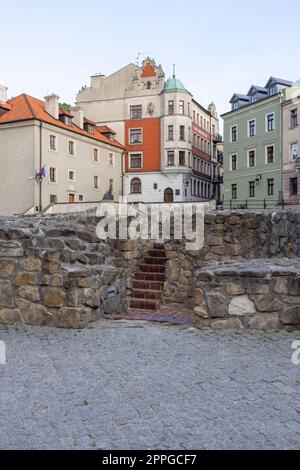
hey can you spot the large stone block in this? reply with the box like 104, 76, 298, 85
0, 259, 17, 278
194, 306, 209, 319
0, 280, 14, 307
41, 288, 66, 308
193, 288, 204, 305
211, 318, 244, 330
21, 303, 52, 326
254, 295, 282, 312
53, 307, 94, 329
0, 309, 22, 324
226, 283, 246, 296
206, 291, 228, 318
280, 306, 300, 325
15, 272, 37, 287
20, 258, 42, 272
18, 286, 40, 302
0, 241, 23, 258
248, 314, 280, 330
229, 295, 256, 317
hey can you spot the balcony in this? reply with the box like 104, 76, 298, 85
213, 133, 223, 144
192, 146, 211, 160
212, 175, 224, 184
192, 170, 211, 181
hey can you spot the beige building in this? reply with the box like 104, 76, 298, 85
76, 58, 222, 203
282, 81, 300, 203
0, 89, 124, 216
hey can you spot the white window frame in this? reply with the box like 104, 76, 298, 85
230, 125, 238, 143
93, 148, 100, 163
265, 113, 275, 133
290, 142, 298, 161
93, 175, 100, 190
229, 153, 238, 172
247, 148, 256, 168
248, 119, 256, 138
68, 139, 76, 157
108, 152, 115, 167
129, 128, 143, 145
265, 144, 275, 164
49, 133, 58, 152
68, 169, 76, 182
49, 166, 58, 184
129, 152, 143, 170
78, 194, 85, 202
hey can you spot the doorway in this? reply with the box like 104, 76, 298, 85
68, 193, 76, 203
164, 188, 174, 203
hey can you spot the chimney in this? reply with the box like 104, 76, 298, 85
72, 107, 84, 129
44, 94, 60, 119
0, 84, 8, 102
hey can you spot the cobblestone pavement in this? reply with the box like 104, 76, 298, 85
0, 321, 299, 450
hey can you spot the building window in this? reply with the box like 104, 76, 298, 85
291, 109, 298, 128
129, 128, 142, 144
130, 105, 142, 119
267, 113, 275, 132
290, 177, 298, 196
131, 178, 142, 194
50, 135, 57, 151
249, 120, 256, 137
167, 151, 175, 166
168, 101, 174, 115
78, 194, 84, 202
230, 154, 237, 171
93, 148, 99, 162
108, 152, 115, 166
109, 179, 114, 191
248, 150, 256, 168
179, 151, 185, 166
94, 176, 100, 189
168, 125, 174, 141
68, 140, 75, 156
249, 181, 255, 198
179, 100, 184, 115
233, 101, 239, 110
68, 170, 75, 181
267, 178, 274, 196
266, 145, 274, 164
50, 195, 57, 204
147, 81, 152, 89
290, 143, 298, 160
129, 153, 142, 169
269, 86, 277, 96
193, 110, 196, 122
250, 94, 257, 103
179, 126, 185, 141
49, 167, 57, 183
84, 123, 94, 134
232, 184, 237, 200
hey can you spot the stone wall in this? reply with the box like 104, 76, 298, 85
0, 215, 128, 328
193, 259, 300, 331
163, 210, 300, 308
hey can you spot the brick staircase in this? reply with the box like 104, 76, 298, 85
129, 243, 166, 311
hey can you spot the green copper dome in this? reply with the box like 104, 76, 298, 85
164, 76, 186, 92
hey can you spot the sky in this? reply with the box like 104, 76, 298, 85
2, 0, 300, 118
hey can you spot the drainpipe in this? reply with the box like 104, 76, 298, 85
279, 91, 284, 204
39, 120, 43, 213
121, 150, 125, 198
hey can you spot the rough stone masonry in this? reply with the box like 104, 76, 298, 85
0, 209, 300, 330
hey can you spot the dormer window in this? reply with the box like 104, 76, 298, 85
65, 116, 72, 126
250, 94, 257, 104
233, 102, 239, 110
269, 86, 277, 96
59, 110, 73, 126
84, 123, 94, 134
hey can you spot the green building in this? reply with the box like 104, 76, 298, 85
222, 77, 293, 209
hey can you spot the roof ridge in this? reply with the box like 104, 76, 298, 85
23, 94, 37, 119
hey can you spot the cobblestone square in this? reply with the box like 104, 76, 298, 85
0, 321, 299, 450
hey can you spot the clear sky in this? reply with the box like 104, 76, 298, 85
2, 0, 300, 118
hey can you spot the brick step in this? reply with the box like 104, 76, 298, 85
144, 257, 167, 266
153, 244, 166, 251
134, 272, 166, 282
148, 250, 167, 258
132, 280, 165, 291
139, 264, 165, 274
130, 289, 162, 301
129, 299, 159, 311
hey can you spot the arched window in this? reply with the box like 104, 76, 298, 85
130, 178, 142, 194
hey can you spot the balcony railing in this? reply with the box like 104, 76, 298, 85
213, 133, 223, 144
212, 175, 224, 183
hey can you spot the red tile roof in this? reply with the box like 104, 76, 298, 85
0, 94, 124, 150
96, 125, 117, 135
0, 101, 11, 111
